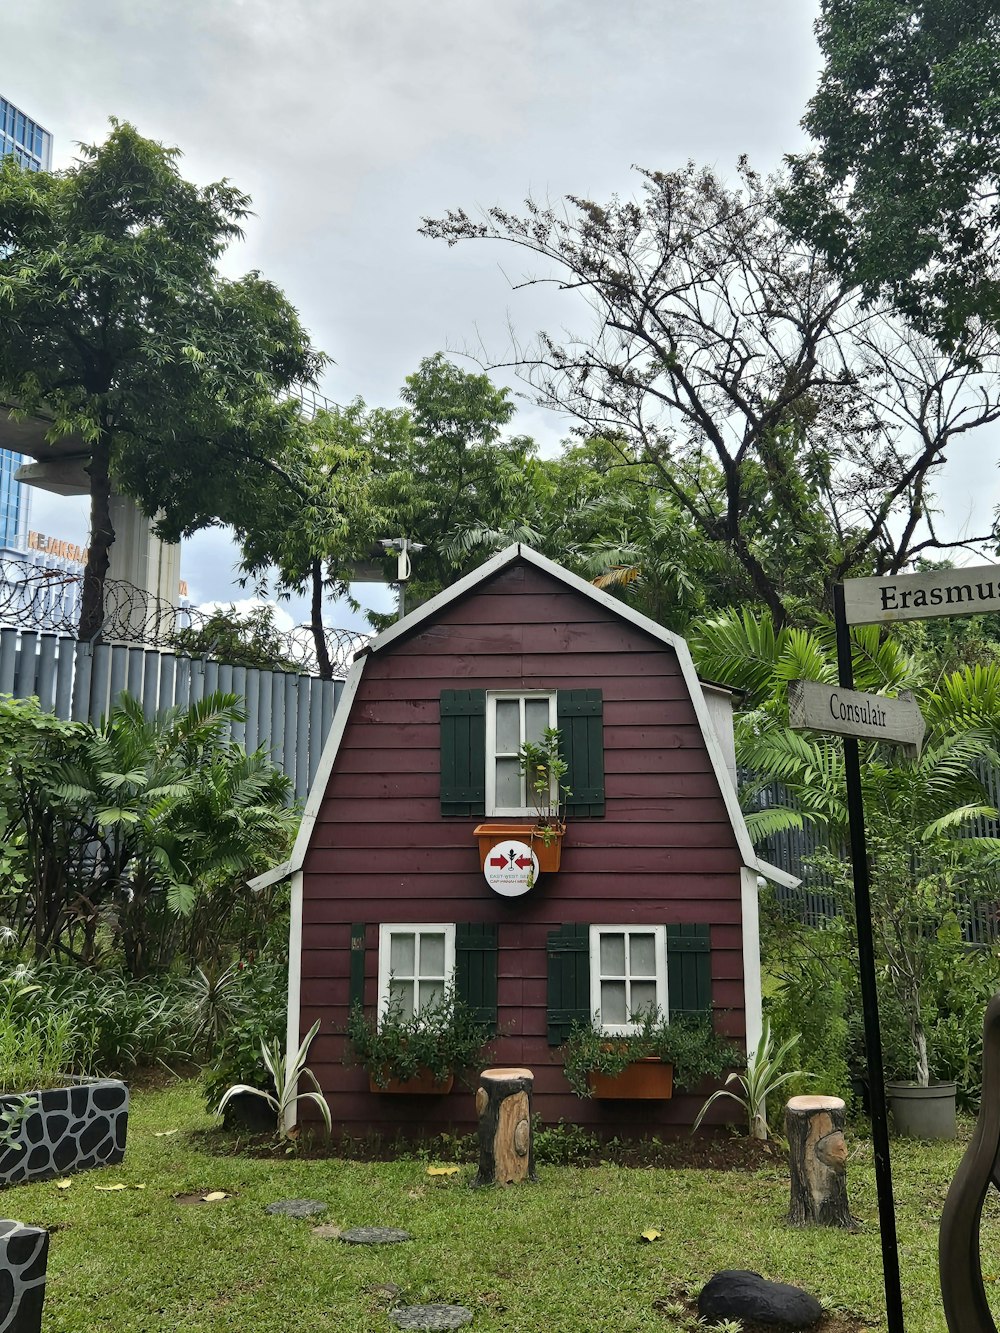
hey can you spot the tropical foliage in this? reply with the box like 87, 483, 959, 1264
691, 608, 1000, 1088
0, 692, 295, 975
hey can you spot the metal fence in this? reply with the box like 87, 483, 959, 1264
748, 774, 1000, 945
0, 629, 341, 801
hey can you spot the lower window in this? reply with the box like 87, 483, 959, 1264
377, 924, 456, 1023
589, 925, 667, 1034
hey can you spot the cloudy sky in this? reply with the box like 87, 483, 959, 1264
7, 1, 998, 630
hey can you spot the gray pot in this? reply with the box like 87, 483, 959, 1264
885, 1080, 957, 1140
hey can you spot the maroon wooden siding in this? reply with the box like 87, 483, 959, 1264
298, 561, 748, 1137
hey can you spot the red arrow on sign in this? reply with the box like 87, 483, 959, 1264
489, 855, 507, 868
514, 855, 534, 869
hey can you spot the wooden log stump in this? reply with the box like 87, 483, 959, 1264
473, 1068, 536, 1187
786, 1095, 856, 1228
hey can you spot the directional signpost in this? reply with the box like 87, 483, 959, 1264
788, 681, 925, 756
809, 565, 1000, 1333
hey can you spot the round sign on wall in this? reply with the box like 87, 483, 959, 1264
482, 840, 539, 897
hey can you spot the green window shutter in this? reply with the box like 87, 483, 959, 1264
455, 922, 498, 1031
440, 690, 486, 815
557, 689, 605, 816
546, 923, 591, 1045
666, 923, 712, 1019
349, 923, 366, 1009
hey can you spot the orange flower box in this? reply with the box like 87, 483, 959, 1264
473, 822, 565, 875
586, 1058, 673, 1100
369, 1069, 455, 1095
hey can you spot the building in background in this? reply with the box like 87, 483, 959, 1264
0, 94, 54, 549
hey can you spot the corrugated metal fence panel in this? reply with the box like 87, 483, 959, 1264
0, 630, 343, 800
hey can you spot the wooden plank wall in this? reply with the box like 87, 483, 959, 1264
299, 562, 747, 1137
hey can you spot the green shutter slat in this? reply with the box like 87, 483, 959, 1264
558, 689, 605, 816
349, 923, 366, 1009
546, 923, 591, 1045
440, 690, 486, 815
667, 923, 712, 1018
455, 922, 498, 1031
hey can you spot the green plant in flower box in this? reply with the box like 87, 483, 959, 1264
345, 987, 491, 1089
561, 1008, 739, 1099
517, 726, 570, 837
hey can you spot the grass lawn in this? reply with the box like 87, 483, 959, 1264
3, 1080, 996, 1332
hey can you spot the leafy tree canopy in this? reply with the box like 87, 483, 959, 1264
423, 162, 1000, 627
0, 121, 325, 639
782, 0, 1000, 349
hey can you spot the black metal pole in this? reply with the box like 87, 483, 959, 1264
833, 583, 906, 1333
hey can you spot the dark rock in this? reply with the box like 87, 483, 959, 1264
265, 1199, 327, 1219
92, 1084, 128, 1112
699, 1271, 824, 1328
341, 1226, 413, 1245
52, 1138, 77, 1171
69, 1087, 90, 1118
390, 1305, 473, 1330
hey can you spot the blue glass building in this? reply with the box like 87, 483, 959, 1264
0, 95, 52, 547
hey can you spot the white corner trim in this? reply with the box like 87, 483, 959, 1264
248, 655, 370, 891
284, 867, 305, 1136
740, 866, 763, 1059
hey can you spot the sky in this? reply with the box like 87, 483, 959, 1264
7, 0, 999, 634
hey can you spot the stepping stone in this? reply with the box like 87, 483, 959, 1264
340, 1226, 413, 1245
265, 1199, 328, 1218
390, 1305, 473, 1330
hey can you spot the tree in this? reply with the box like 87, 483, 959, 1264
423, 163, 1000, 626
0, 122, 325, 640
782, 0, 1000, 350
366, 354, 539, 623
236, 400, 398, 676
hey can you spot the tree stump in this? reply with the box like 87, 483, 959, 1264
473, 1068, 536, 1186
786, 1095, 856, 1228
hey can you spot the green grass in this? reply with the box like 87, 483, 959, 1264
3, 1081, 993, 1332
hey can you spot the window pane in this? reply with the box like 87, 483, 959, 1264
629, 933, 657, 977
419, 932, 446, 978
495, 757, 521, 807
601, 980, 628, 1025
524, 698, 550, 744
599, 932, 626, 976
389, 979, 414, 1016
390, 932, 415, 977
418, 979, 443, 1010
629, 981, 657, 1018
495, 699, 520, 753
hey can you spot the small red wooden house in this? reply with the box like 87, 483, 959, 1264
257, 546, 795, 1138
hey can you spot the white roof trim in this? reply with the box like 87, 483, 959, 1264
250, 545, 799, 891
247, 656, 370, 891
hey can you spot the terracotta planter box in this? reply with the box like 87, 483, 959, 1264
586, 1058, 673, 1100
473, 822, 565, 874
0, 1078, 129, 1186
369, 1070, 455, 1095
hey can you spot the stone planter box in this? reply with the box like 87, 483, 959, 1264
0, 1079, 129, 1186
0, 1219, 48, 1332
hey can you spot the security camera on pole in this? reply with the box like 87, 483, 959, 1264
378, 537, 426, 620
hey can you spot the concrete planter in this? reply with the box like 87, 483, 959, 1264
0, 1219, 48, 1332
0, 1079, 129, 1186
886, 1079, 957, 1140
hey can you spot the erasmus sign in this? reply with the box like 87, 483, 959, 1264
842, 564, 1000, 626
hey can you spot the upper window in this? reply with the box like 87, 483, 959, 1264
589, 925, 667, 1035
485, 691, 557, 816
377, 923, 455, 1023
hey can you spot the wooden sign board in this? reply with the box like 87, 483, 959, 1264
842, 565, 1000, 626
788, 680, 925, 755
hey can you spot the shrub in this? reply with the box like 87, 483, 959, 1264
202, 958, 287, 1109
345, 989, 491, 1089
561, 1010, 739, 1099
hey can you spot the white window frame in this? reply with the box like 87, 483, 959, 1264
377, 923, 456, 1026
485, 690, 558, 817
589, 925, 668, 1035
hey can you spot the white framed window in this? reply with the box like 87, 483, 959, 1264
589, 926, 668, 1035
485, 691, 557, 816
377, 924, 455, 1024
